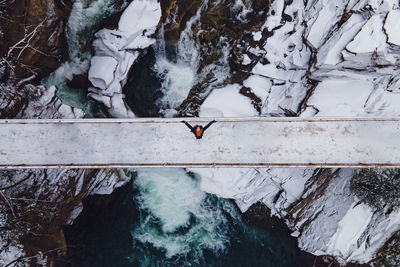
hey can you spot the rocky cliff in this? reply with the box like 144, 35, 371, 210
2, 0, 400, 266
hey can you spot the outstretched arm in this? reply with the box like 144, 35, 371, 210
181, 120, 195, 132
203, 120, 216, 131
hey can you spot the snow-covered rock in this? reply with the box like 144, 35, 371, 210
199, 84, 258, 117
88, 56, 118, 90
195, 0, 400, 264
345, 15, 387, 55
118, 0, 161, 34
301, 79, 374, 117
15, 85, 85, 119
326, 202, 373, 261
191, 168, 313, 213
306, 0, 343, 49
88, 0, 161, 117
384, 9, 400, 46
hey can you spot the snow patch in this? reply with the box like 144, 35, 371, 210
88, 56, 118, 90
326, 202, 373, 261
346, 15, 387, 54
302, 79, 374, 116
199, 84, 258, 117
384, 9, 400, 46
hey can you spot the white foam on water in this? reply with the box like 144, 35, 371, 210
132, 168, 232, 258
153, 5, 205, 115
43, 0, 124, 108
155, 58, 195, 115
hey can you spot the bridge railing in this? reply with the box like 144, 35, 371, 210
0, 117, 398, 168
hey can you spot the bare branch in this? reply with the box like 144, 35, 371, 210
7, 18, 47, 60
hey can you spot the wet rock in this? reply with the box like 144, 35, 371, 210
160, 0, 203, 43
196, 0, 269, 72
66, 73, 92, 90
242, 202, 292, 234
175, 0, 270, 116
0, 87, 27, 119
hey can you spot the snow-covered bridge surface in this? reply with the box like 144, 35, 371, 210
0, 118, 399, 168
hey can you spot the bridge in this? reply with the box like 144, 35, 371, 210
0, 118, 398, 169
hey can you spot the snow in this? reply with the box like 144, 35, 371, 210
384, 9, 400, 46
252, 31, 262, 41
316, 14, 366, 65
1, 118, 400, 168
243, 75, 271, 102
306, 1, 339, 49
88, 56, 118, 90
0, 243, 24, 266
87, 0, 161, 116
199, 84, 258, 117
90, 170, 126, 194
24, 0, 400, 264
346, 15, 387, 54
265, 0, 284, 31
118, 0, 161, 35
191, 167, 312, 212
326, 202, 373, 261
302, 79, 374, 116
68, 204, 83, 224
189, 0, 400, 264
109, 93, 136, 118
242, 54, 251, 65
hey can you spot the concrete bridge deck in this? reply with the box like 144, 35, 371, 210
0, 118, 399, 169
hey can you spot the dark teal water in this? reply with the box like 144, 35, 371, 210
64, 169, 314, 267
53, 2, 317, 266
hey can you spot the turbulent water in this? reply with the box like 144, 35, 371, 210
152, 12, 200, 116
43, 0, 126, 113
66, 168, 311, 266
48, 1, 314, 266
126, 169, 309, 266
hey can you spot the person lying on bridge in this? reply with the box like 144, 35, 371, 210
181, 120, 216, 139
